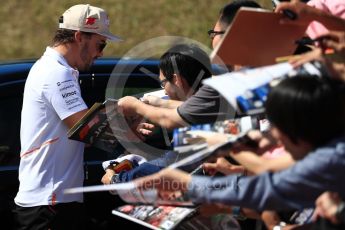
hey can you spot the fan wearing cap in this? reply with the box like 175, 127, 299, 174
13, 4, 121, 229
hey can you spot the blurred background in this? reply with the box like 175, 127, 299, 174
0, 0, 272, 61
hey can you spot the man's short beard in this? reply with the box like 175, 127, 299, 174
79, 43, 92, 71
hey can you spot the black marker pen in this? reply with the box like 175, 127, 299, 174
295, 35, 332, 46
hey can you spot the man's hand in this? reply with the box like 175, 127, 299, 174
136, 122, 155, 136
246, 130, 278, 153
313, 191, 342, 224
203, 157, 244, 176
321, 31, 345, 82
320, 31, 345, 55
118, 96, 152, 140
118, 96, 141, 116
289, 47, 323, 68
142, 95, 162, 106
274, 1, 322, 25
290, 31, 345, 82
101, 169, 115, 185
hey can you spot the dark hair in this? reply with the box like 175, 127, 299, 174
159, 44, 212, 92
52, 29, 92, 46
219, 0, 261, 27
265, 76, 345, 148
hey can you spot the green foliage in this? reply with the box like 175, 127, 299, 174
0, 0, 272, 60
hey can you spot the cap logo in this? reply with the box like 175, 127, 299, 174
85, 17, 97, 25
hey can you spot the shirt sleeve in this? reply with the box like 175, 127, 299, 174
177, 85, 236, 125
43, 68, 88, 120
186, 143, 345, 211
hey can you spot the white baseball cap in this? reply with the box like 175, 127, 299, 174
59, 4, 122, 41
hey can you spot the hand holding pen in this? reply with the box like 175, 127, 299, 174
274, 0, 321, 24
289, 31, 345, 82
272, 0, 297, 20
318, 31, 345, 56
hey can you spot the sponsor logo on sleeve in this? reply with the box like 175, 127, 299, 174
57, 81, 83, 109
56, 79, 73, 87
59, 88, 84, 110
62, 90, 77, 99
59, 84, 75, 92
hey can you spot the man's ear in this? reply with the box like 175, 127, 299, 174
74, 31, 83, 43
173, 74, 183, 86
174, 74, 189, 89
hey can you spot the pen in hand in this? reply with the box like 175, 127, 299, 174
272, 0, 297, 20
295, 35, 333, 46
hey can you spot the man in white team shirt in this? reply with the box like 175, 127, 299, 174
14, 4, 121, 229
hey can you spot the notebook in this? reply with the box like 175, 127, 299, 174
210, 7, 310, 67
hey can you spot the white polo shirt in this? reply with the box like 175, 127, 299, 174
15, 47, 88, 207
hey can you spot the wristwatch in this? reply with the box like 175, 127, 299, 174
336, 202, 345, 223
272, 221, 286, 230
110, 174, 121, 184
231, 206, 247, 220
108, 174, 121, 195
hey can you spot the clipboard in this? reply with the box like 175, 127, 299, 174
210, 7, 310, 67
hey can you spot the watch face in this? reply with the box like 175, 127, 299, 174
273, 221, 287, 230
336, 202, 345, 221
